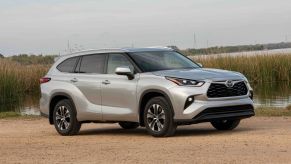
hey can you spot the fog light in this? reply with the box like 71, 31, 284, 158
184, 96, 195, 109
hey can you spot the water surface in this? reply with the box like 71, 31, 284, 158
252, 81, 291, 107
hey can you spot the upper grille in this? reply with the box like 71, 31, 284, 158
207, 81, 248, 98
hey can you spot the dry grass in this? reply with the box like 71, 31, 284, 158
0, 59, 49, 103
191, 54, 291, 83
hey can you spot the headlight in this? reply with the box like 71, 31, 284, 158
166, 77, 205, 87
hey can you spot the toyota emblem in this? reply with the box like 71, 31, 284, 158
225, 80, 234, 87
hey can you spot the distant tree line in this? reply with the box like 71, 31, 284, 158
184, 42, 291, 55
3, 54, 57, 65
1, 41, 290, 63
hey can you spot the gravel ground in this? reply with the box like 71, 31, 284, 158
0, 117, 291, 164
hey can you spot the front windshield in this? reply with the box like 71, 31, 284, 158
129, 51, 200, 72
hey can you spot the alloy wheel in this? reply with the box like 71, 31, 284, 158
146, 104, 166, 132
55, 106, 71, 131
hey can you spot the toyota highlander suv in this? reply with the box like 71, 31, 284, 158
40, 47, 254, 137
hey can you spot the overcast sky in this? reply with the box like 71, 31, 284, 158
0, 0, 291, 55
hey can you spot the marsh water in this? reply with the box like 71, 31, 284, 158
0, 81, 290, 115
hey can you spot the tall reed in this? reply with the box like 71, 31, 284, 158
0, 59, 49, 104
1, 54, 291, 104
191, 54, 291, 83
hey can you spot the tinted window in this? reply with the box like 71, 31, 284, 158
57, 57, 78, 73
107, 54, 134, 74
79, 54, 106, 73
129, 51, 199, 72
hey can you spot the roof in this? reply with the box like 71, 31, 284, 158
61, 47, 174, 57
53, 46, 176, 66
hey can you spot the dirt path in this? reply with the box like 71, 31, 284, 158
0, 117, 291, 164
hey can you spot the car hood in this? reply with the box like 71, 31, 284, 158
152, 68, 245, 81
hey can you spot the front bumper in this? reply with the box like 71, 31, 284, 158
169, 82, 254, 122
175, 104, 254, 125
177, 97, 254, 119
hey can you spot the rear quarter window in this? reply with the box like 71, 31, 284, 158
57, 57, 78, 73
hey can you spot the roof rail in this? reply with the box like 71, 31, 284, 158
60, 48, 126, 56
58, 46, 174, 57
146, 46, 173, 50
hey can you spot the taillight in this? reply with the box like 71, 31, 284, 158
40, 77, 51, 84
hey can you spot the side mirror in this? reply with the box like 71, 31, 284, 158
197, 63, 203, 67
115, 66, 134, 80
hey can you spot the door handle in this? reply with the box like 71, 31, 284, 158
102, 80, 110, 85
70, 78, 78, 83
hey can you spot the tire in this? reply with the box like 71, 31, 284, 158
119, 122, 139, 129
53, 99, 81, 136
143, 96, 177, 137
211, 119, 240, 130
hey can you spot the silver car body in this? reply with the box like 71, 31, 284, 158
40, 47, 254, 124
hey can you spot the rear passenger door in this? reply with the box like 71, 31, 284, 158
71, 54, 107, 119
101, 53, 139, 122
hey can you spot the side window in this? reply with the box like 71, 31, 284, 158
79, 54, 106, 73
57, 57, 78, 73
107, 53, 134, 74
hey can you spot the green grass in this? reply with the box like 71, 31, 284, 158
0, 112, 41, 119
0, 112, 21, 118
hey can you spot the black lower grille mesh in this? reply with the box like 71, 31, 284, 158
193, 105, 254, 120
207, 81, 248, 98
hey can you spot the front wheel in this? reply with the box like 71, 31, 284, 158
144, 96, 177, 137
53, 99, 81, 136
211, 119, 240, 130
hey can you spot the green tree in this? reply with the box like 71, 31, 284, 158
0, 54, 4, 58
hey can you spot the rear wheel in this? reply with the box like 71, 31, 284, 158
211, 119, 240, 130
53, 99, 81, 136
144, 97, 177, 137
119, 122, 139, 129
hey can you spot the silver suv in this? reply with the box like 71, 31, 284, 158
40, 47, 254, 137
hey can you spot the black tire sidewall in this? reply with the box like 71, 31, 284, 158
143, 96, 175, 137
53, 99, 80, 135
211, 119, 240, 130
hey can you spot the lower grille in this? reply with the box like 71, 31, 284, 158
193, 105, 254, 121
207, 81, 248, 98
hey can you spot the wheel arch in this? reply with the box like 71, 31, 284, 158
49, 92, 76, 124
138, 89, 174, 126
